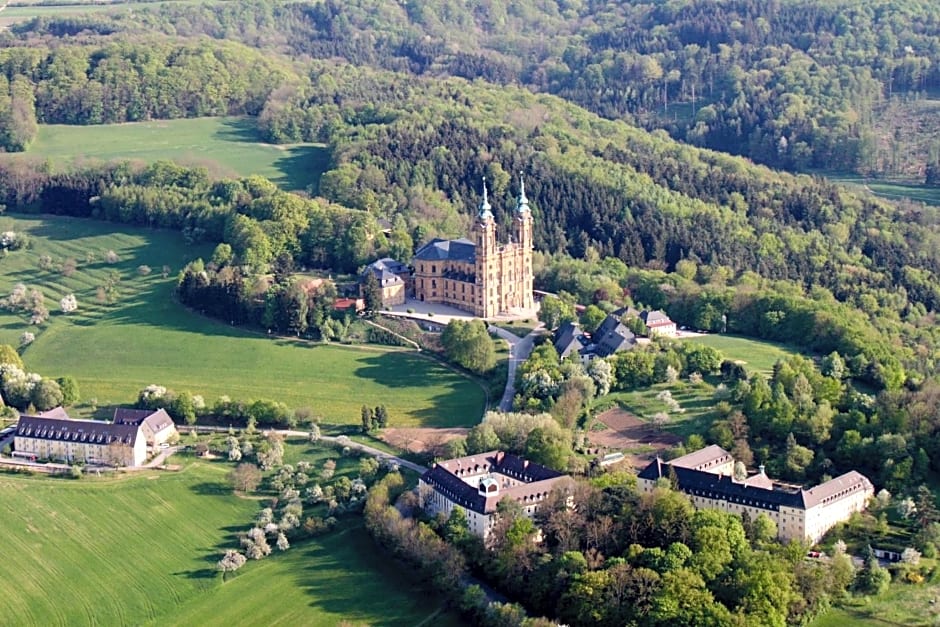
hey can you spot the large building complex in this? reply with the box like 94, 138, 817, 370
419, 450, 572, 540
638, 445, 873, 543
413, 178, 534, 318
13, 407, 177, 467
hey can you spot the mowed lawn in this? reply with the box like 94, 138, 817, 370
10, 117, 329, 192
171, 523, 463, 627
684, 333, 800, 375
0, 463, 254, 625
1, 215, 484, 427
0, 464, 459, 626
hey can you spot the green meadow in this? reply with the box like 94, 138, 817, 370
824, 172, 940, 207
0, 214, 484, 427
0, 461, 459, 626
685, 333, 800, 375
10, 117, 328, 192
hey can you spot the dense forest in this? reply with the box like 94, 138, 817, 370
9, 0, 940, 176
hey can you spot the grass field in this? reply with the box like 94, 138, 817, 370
1, 215, 485, 427
594, 380, 718, 442
8, 117, 329, 192
0, 461, 459, 626
171, 523, 462, 627
810, 581, 940, 627
824, 172, 940, 207
0, 0, 219, 28
685, 333, 800, 375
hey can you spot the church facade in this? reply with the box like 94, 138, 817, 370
412, 178, 534, 318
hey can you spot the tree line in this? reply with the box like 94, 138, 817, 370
0, 38, 292, 150
18, 0, 940, 175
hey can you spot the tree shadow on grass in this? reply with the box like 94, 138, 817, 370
353, 352, 485, 427
175, 525, 248, 580
212, 118, 261, 144
290, 528, 446, 624
189, 481, 231, 496
271, 145, 330, 192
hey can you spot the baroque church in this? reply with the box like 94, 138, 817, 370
412, 177, 534, 318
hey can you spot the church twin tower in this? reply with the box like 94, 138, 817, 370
413, 177, 534, 318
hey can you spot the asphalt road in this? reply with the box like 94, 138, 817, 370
488, 324, 544, 412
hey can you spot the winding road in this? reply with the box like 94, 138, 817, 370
488, 323, 545, 412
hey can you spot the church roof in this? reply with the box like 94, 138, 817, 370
516, 176, 530, 213
478, 179, 493, 221
413, 238, 476, 263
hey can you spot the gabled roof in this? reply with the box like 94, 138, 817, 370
414, 238, 476, 263
639, 458, 873, 512
362, 259, 406, 286
38, 407, 70, 419
669, 444, 732, 471
368, 257, 410, 275
593, 316, 636, 357
553, 321, 584, 359
112, 408, 175, 434
112, 408, 157, 425
639, 460, 804, 511
802, 471, 873, 509
16, 414, 140, 447
594, 313, 622, 339
421, 451, 571, 515
641, 309, 674, 327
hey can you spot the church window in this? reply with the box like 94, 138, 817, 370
432, 265, 436, 273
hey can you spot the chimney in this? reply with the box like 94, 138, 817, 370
523, 460, 529, 469
496, 451, 505, 464
759, 464, 766, 475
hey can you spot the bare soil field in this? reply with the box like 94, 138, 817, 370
588, 408, 682, 469
381, 427, 469, 454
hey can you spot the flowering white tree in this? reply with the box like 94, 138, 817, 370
901, 547, 921, 565
217, 550, 247, 578
105, 250, 120, 264
59, 293, 78, 314
138, 384, 167, 405
6, 283, 27, 310
19, 332, 35, 347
